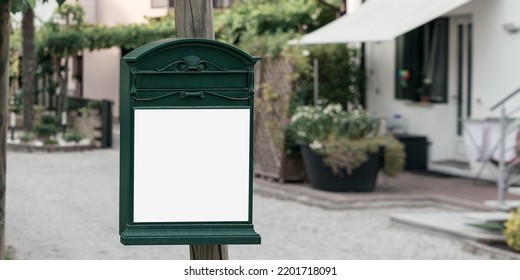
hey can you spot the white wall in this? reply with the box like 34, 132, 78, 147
82, 48, 121, 116
446, 0, 520, 118
463, 0, 520, 118
94, 0, 166, 26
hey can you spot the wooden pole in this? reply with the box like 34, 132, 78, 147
173, 0, 228, 260
174, 0, 214, 40
0, 0, 11, 260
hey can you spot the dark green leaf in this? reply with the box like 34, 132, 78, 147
26, 0, 35, 9
466, 223, 505, 232
10, 0, 23, 13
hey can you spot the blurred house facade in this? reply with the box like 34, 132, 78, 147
300, 0, 520, 178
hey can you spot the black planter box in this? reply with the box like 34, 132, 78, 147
300, 145, 381, 192
394, 134, 429, 170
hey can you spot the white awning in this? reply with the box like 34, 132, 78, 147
294, 0, 471, 44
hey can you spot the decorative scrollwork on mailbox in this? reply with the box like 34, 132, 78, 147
155, 55, 229, 72
130, 90, 254, 102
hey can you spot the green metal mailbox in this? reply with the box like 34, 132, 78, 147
119, 39, 261, 245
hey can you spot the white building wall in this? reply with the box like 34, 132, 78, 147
82, 48, 121, 116
462, 0, 520, 118
94, 0, 166, 27
365, 0, 520, 162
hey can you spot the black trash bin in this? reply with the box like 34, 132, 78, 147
394, 134, 429, 170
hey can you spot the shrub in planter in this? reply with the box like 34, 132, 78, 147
64, 131, 84, 143
504, 208, 520, 252
34, 124, 57, 139
20, 132, 35, 143
33, 114, 57, 141
44, 138, 59, 146
286, 103, 405, 191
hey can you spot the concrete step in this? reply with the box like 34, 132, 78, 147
391, 212, 505, 243
484, 200, 520, 211
463, 212, 511, 223
508, 187, 520, 196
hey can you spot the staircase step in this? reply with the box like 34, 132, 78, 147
508, 187, 520, 196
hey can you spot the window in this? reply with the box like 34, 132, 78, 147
396, 18, 449, 103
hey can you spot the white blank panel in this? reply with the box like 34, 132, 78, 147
133, 108, 250, 223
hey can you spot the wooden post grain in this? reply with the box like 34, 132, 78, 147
174, 0, 214, 40
0, 0, 11, 260
173, 0, 228, 260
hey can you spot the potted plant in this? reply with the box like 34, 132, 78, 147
286, 103, 405, 192
417, 78, 433, 103
504, 208, 520, 252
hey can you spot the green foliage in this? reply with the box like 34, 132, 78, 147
20, 131, 35, 142
287, 103, 379, 143
9, 0, 64, 13
34, 114, 57, 139
321, 135, 404, 176
237, 29, 297, 58
64, 130, 83, 143
37, 4, 175, 58
215, 0, 336, 58
215, 0, 334, 44
504, 208, 520, 252
34, 124, 57, 139
8, 26, 21, 79
286, 103, 405, 176
8, 89, 23, 113
302, 45, 363, 105
10, 0, 35, 13
43, 138, 58, 145
31, 2, 175, 118
86, 100, 101, 109
33, 104, 45, 113
77, 100, 101, 115
40, 114, 56, 125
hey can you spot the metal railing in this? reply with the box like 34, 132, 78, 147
489, 86, 520, 206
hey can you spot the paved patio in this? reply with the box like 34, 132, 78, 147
254, 171, 520, 211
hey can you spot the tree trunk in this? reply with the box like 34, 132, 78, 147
0, 0, 11, 261
173, 0, 226, 260
22, 7, 36, 132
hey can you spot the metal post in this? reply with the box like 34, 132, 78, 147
61, 111, 67, 136
313, 58, 319, 105
498, 106, 506, 205
9, 112, 15, 141
101, 100, 112, 148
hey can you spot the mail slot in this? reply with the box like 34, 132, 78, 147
119, 39, 261, 245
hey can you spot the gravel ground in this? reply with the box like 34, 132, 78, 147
5, 149, 496, 259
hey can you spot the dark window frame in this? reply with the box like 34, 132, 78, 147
395, 18, 449, 103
